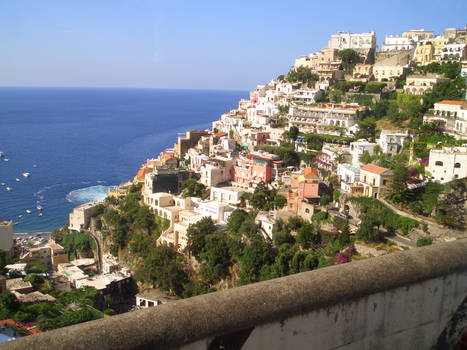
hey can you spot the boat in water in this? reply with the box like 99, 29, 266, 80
4, 158, 9, 162
22, 172, 30, 178
6, 187, 12, 191
26, 210, 31, 214
0, 183, 5, 186
38, 213, 43, 217
32, 164, 38, 168
0, 151, 4, 157
15, 178, 20, 182
36, 205, 43, 211
18, 215, 23, 219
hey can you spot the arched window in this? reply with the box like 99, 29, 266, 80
435, 161, 443, 166
454, 162, 461, 168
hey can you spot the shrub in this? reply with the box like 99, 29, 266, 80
417, 237, 433, 247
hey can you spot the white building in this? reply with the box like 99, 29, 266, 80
378, 130, 410, 155
337, 163, 361, 192
381, 36, 415, 52
210, 186, 245, 205
0, 221, 13, 253
427, 147, 467, 183
193, 200, 235, 223
441, 44, 466, 61
350, 140, 376, 167
199, 158, 234, 187
328, 31, 376, 50
291, 90, 324, 105
423, 100, 467, 140
288, 103, 364, 136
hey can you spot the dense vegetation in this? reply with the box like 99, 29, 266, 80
0, 286, 103, 330
347, 196, 419, 238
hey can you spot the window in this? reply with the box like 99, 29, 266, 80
454, 162, 461, 168
435, 161, 443, 166
383, 180, 387, 185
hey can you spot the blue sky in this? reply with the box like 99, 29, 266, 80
1, 0, 466, 90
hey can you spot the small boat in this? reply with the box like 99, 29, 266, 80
26, 210, 31, 214
22, 172, 30, 178
6, 187, 12, 191
32, 164, 38, 168
0, 151, 4, 157
38, 213, 43, 217
0, 183, 5, 186
3, 158, 9, 162
36, 205, 43, 211
13, 222, 19, 226
15, 178, 20, 182
18, 215, 23, 218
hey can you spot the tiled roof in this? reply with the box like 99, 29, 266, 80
361, 163, 390, 175
436, 100, 467, 107
303, 167, 319, 178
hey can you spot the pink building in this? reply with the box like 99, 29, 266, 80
234, 152, 281, 187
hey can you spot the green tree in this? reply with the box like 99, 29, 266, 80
296, 223, 316, 249
356, 214, 381, 243
288, 126, 299, 141
320, 194, 331, 206
186, 217, 217, 259
390, 165, 410, 202
227, 209, 248, 235
182, 178, 206, 198
338, 49, 361, 74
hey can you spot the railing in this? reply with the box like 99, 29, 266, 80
3, 239, 467, 350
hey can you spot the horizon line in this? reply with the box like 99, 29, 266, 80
0, 85, 250, 93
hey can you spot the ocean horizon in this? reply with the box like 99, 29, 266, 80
0, 87, 247, 233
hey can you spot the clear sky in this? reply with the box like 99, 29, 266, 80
1, 0, 466, 90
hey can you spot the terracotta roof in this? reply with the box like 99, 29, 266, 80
436, 100, 467, 107
214, 132, 228, 138
361, 163, 390, 175
303, 167, 319, 179
135, 167, 150, 181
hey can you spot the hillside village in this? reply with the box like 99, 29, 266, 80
1, 26, 467, 337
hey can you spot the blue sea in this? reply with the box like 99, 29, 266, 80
0, 87, 247, 233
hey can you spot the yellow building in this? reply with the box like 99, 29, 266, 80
414, 44, 434, 66
351, 164, 392, 199
432, 37, 449, 62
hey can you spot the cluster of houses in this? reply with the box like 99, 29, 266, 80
2, 27, 464, 317
121, 27, 467, 255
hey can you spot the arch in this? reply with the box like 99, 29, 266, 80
435, 161, 443, 166
454, 162, 461, 168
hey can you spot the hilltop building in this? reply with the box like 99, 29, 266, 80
328, 31, 376, 50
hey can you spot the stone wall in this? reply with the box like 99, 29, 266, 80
3, 239, 467, 350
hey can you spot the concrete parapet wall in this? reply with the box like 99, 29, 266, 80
3, 240, 467, 350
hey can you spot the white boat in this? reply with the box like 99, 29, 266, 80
6, 187, 11, 191
22, 172, 30, 178
0, 183, 5, 186
0, 151, 4, 157
32, 164, 38, 168
36, 205, 43, 211
15, 178, 20, 182
18, 215, 23, 218
38, 213, 43, 217
3, 158, 8, 162
26, 210, 31, 214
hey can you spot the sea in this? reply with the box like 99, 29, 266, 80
0, 87, 247, 233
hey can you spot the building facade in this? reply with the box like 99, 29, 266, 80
427, 147, 467, 183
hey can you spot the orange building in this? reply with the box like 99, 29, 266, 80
287, 167, 321, 214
